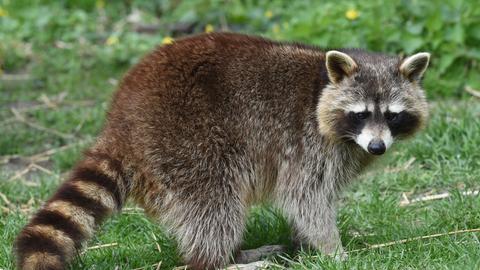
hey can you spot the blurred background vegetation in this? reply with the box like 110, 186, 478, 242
1, 0, 480, 98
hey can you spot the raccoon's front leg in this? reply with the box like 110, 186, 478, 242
291, 203, 344, 256
278, 190, 344, 257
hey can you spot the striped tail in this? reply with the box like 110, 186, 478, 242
15, 150, 129, 270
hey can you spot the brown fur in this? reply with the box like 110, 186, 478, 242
15, 33, 429, 269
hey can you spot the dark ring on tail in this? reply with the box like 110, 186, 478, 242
29, 209, 86, 249
70, 166, 123, 209
49, 183, 109, 221
15, 228, 67, 264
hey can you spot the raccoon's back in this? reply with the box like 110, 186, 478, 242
103, 33, 327, 177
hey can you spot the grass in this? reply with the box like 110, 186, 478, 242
1, 0, 480, 269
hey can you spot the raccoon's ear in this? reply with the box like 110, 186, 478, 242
400, 52, 430, 81
325, 51, 358, 84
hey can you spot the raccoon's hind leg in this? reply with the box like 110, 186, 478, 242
14, 149, 129, 270
163, 176, 246, 269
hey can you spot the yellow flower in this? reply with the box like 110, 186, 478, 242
105, 36, 119, 46
162, 36, 174, 45
96, 0, 105, 9
345, 8, 359, 20
264, 10, 273, 19
0, 6, 9, 17
204, 24, 214, 33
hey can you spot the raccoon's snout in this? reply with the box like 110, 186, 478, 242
367, 140, 386, 155
355, 127, 393, 155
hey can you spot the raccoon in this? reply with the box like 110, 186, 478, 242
14, 33, 429, 270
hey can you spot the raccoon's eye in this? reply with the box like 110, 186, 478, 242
354, 112, 370, 120
385, 112, 399, 122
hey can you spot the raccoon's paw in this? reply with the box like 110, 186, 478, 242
325, 245, 348, 261
234, 245, 286, 264
332, 249, 348, 261
226, 260, 275, 270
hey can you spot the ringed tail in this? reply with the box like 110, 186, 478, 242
14, 150, 129, 270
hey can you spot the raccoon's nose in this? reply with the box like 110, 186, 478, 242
367, 140, 386, 155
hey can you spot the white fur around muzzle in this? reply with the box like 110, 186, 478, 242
355, 127, 393, 153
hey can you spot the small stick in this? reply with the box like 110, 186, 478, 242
11, 108, 75, 140
31, 163, 54, 175
465, 86, 480, 99
0, 73, 31, 81
0, 191, 13, 207
400, 190, 479, 206
83, 242, 118, 253
39, 94, 58, 109
348, 228, 480, 253
7, 164, 34, 181
86, 242, 118, 250
0, 138, 92, 164
402, 157, 416, 169
401, 192, 410, 205
29, 138, 92, 162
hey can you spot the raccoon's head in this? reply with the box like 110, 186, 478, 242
317, 50, 430, 155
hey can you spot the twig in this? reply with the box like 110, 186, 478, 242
402, 192, 410, 203
6, 162, 55, 181
0, 191, 13, 207
31, 163, 54, 175
39, 94, 59, 109
28, 138, 92, 162
1, 140, 90, 183
348, 228, 480, 253
0, 73, 31, 81
402, 157, 416, 170
1, 99, 95, 126
81, 243, 118, 255
86, 242, 118, 250
0, 138, 87, 164
11, 108, 75, 140
465, 86, 480, 99
7, 164, 34, 181
400, 190, 479, 206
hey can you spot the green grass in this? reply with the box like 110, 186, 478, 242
1, 0, 480, 269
